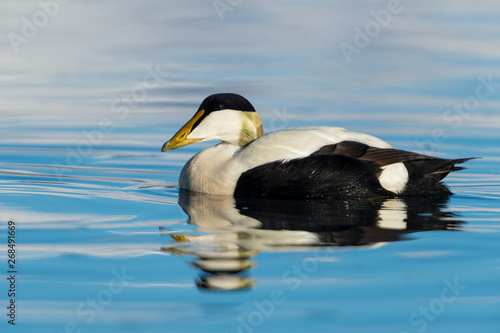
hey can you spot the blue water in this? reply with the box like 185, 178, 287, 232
1, 1, 500, 332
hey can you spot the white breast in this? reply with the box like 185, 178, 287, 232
179, 143, 241, 195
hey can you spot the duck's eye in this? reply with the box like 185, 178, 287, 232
215, 103, 225, 110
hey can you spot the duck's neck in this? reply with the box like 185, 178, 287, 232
180, 142, 242, 195
238, 112, 264, 146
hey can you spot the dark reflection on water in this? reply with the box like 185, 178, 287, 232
162, 192, 462, 291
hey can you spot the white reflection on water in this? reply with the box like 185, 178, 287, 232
164, 191, 464, 290
17, 244, 162, 260
0, 209, 135, 227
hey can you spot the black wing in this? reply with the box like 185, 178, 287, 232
312, 141, 474, 195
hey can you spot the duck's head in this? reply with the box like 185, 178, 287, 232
161, 93, 264, 151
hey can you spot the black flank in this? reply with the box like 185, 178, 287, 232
234, 154, 391, 199
235, 140, 473, 198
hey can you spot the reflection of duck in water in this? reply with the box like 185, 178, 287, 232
162, 192, 462, 291
161, 93, 472, 198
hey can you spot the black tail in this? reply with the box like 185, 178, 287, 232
402, 157, 475, 195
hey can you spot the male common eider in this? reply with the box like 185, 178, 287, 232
161, 93, 472, 199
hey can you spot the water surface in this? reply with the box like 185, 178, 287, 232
1, 1, 500, 332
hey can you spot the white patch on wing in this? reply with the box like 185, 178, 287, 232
378, 163, 408, 194
234, 126, 393, 171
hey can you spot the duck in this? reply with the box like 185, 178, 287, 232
161, 93, 472, 199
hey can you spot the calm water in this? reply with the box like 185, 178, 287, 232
1, 1, 500, 332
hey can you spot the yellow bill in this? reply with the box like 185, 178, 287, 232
161, 110, 205, 151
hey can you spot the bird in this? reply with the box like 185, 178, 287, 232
161, 93, 472, 199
